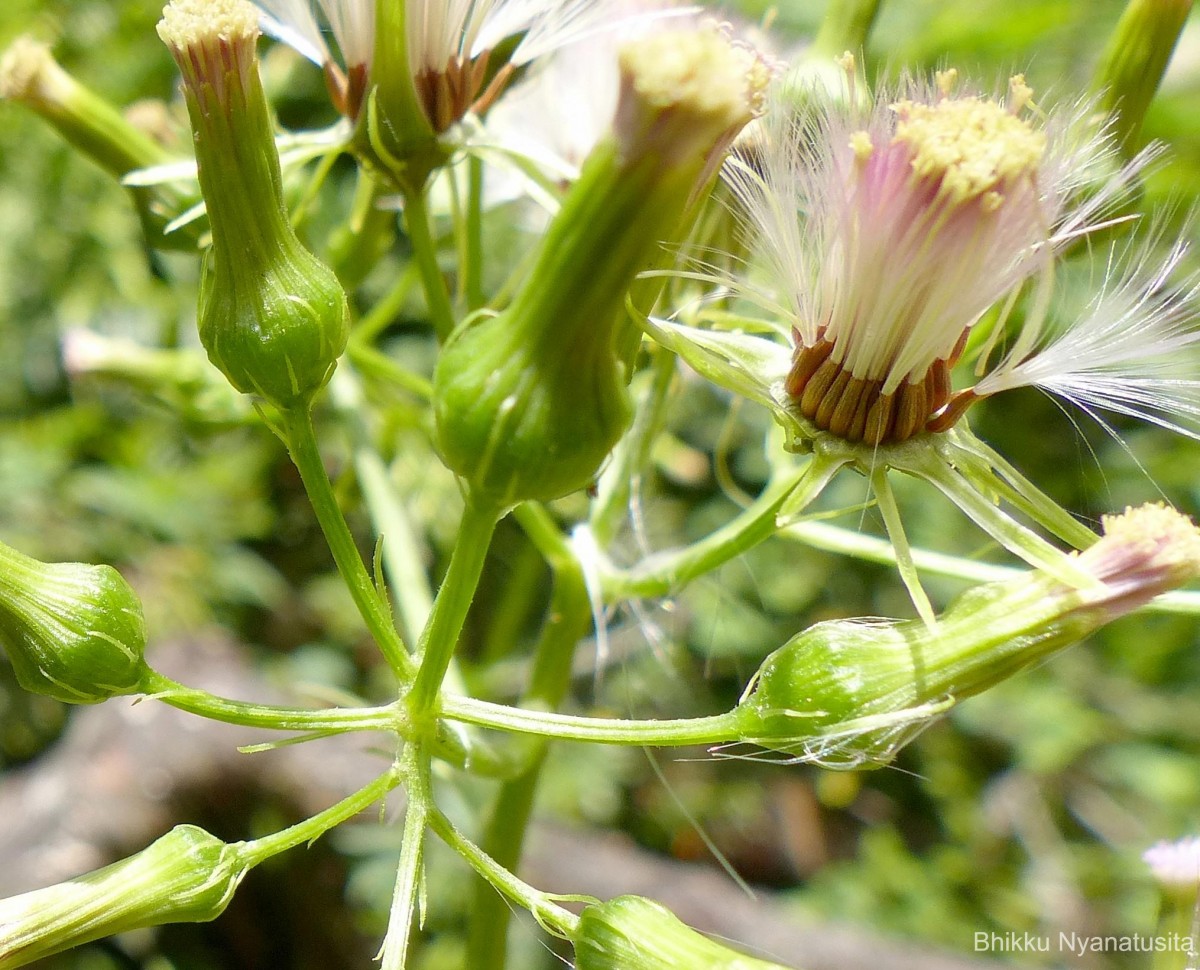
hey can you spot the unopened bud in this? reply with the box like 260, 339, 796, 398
0, 541, 147, 704
158, 0, 349, 408
0, 825, 247, 968
433, 26, 769, 506
731, 504, 1200, 766
573, 895, 791, 970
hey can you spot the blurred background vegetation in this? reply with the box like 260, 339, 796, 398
1, 1, 1200, 968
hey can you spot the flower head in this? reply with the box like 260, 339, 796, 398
573, 895, 791, 969
254, 0, 675, 128
0, 826, 247, 965
0, 539, 148, 704
484, 1, 703, 188
718, 68, 1197, 446
253, 0, 374, 115
1145, 836, 1200, 890
433, 23, 768, 507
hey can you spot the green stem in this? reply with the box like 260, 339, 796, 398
240, 763, 402, 866
590, 348, 677, 547
407, 496, 501, 717
467, 559, 592, 970
811, 0, 882, 57
465, 153, 486, 310
280, 407, 414, 679
328, 170, 396, 289
511, 502, 574, 569
602, 457, 838, 599
441, 694, 738, 746
354, 260, 421, 343
139, 667, 399, 733
428, 806, 580, 939
403, 187, 456, 340
356, 448, 435, 644
327, 367, 434, 644
347, 341, 433, 400
379, 747, 430, 970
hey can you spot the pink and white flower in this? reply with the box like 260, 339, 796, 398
253, 0, 675, 128
715, 68, 1200, 446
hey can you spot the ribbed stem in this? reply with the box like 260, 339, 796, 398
280, 408, 413, 678
407, 497, 500, 717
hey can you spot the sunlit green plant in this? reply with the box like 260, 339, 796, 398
1, 0, 1199, 968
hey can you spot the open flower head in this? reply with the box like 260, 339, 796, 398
712, 67, 1200, 447
1144, 835, 1200, 890
254, 0, 679, 129
254, 0, 374, 115
635, 64, 1200, 610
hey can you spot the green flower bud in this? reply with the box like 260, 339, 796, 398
1093, 0, 1192, 155
0, 825, 248, 968
158, 0, 349, 409
573, 895, 792, 970
0, 540, 147, 704
433, 27, 769, 507
731, 504, 1200, 767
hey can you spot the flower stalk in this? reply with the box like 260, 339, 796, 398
1092, 0, 1193, 156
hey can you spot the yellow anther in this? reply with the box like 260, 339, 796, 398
935, 68, 958, 98
1008, 74, 1034, 114
849, 130, 873, 160
892, 95, 1045, 204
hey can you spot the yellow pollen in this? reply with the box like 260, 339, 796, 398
935, 68, 958, 98
1008, 74, 1034, 114
849, 130, 873, 160
1100, 503, 1200, 569
836, 51, 856, 75
892, 94, 1045, 204
158, 0, 259, 49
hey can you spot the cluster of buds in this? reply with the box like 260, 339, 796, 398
3, 0, 1200, 966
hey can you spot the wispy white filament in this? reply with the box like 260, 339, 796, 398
978, 229, 1200, 439
255, 0, 374, 69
